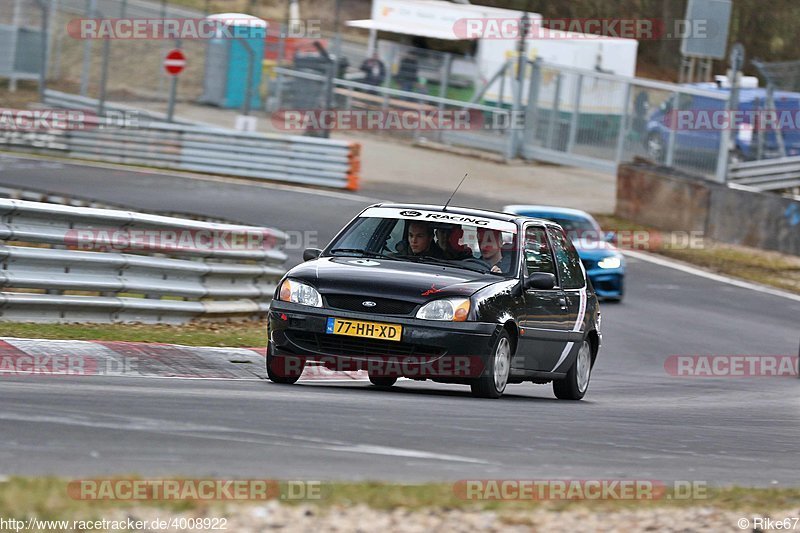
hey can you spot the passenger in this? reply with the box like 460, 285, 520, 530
405, 221, 445, 258
477, 227, 512, 274
436, 225, 473, 260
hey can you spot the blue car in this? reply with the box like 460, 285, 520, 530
645, 85, 800, 164
503, 205, 625, 301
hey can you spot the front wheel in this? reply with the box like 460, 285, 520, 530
266, 343, 304, 384
369, 375, 398, 387
553, 340, 593, 400
470, 330, 512, 399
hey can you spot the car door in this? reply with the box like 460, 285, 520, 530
517, 225, 573, 372
545, 226, 589, 372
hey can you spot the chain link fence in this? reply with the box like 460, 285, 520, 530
3, 0, 779, 188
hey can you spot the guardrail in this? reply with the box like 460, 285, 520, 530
0, 198, 288, 324
728, 156, 800, 193
0, 90, 361, 191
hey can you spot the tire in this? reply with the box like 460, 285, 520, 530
266, 343, 304, 385
369, 375, 398, 387
553, 339, 593, 400
470, 330, 512, 399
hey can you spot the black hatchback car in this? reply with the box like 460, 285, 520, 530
267, 204, 601, 400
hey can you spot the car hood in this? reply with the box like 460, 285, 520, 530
287, 257, 502, 304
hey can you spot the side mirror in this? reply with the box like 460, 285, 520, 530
525, 272, 556, 290
303, 248, 322, 261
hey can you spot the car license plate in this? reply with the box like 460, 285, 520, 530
326, 318, 402, 342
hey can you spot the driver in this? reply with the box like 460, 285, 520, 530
406, 221, 445, 258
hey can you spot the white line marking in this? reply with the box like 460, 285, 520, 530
622, 249, 800, 303
318, 444, 490, 464
0, 371, 262, 381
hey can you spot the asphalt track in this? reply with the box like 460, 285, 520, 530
0, 154, 798, 485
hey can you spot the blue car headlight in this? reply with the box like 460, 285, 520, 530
597, 256, 622, 270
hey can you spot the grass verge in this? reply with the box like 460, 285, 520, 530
0, 477, 799, 519
0, 321, 267, 348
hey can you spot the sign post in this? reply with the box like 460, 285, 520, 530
164, 49, 186, 123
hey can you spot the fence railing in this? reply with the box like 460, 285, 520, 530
269, 66, 516, 156
269, 61, 734, 181
0, 198, 288, 324
1, 90, 361, 191
728, 156, 800, 193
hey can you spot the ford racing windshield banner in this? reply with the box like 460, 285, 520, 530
360, 207, 518, 233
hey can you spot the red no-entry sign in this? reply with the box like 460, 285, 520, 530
163, 49, 186, 76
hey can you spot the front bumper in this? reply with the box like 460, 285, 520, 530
587, 269, 624, 299
268, 300, 498, 378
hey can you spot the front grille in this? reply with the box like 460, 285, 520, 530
325, 294, 417, 315
286, 330, 445, 357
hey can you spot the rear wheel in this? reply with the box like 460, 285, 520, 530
266, 343, 304, 384
553, 340, 592, 400
470, 330, 512, 399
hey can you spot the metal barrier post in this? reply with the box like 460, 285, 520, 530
80, 0, 96, 96
566, 74, 583, 154
37, 0, 51, 102
383, 47, 396, 111
545, 73, 562, 150
97, 12, 111, 116
523, 58, 542, 150
614, 82, 632, 164
438, 53, 452, 112
665, 93, 678, 167
242, 40, 255, 117
498, 60, 507, 108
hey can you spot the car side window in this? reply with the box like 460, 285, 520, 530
547, 227, 585, 289
524, 226, 556, 277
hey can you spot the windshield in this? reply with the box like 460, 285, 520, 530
544, 217, 601, 242
327, 214, 519, 277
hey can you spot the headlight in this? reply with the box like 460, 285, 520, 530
278, 279, 322, 307
597, 256, 622, 269
416, 298, 470, 321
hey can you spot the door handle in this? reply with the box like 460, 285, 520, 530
558, 296, 568, 310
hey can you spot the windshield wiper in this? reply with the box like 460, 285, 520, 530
328, 248, 394, 260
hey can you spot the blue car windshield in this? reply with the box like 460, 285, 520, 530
537, 217, 600, 242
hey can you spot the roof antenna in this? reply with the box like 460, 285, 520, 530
443, 173, 468, 212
